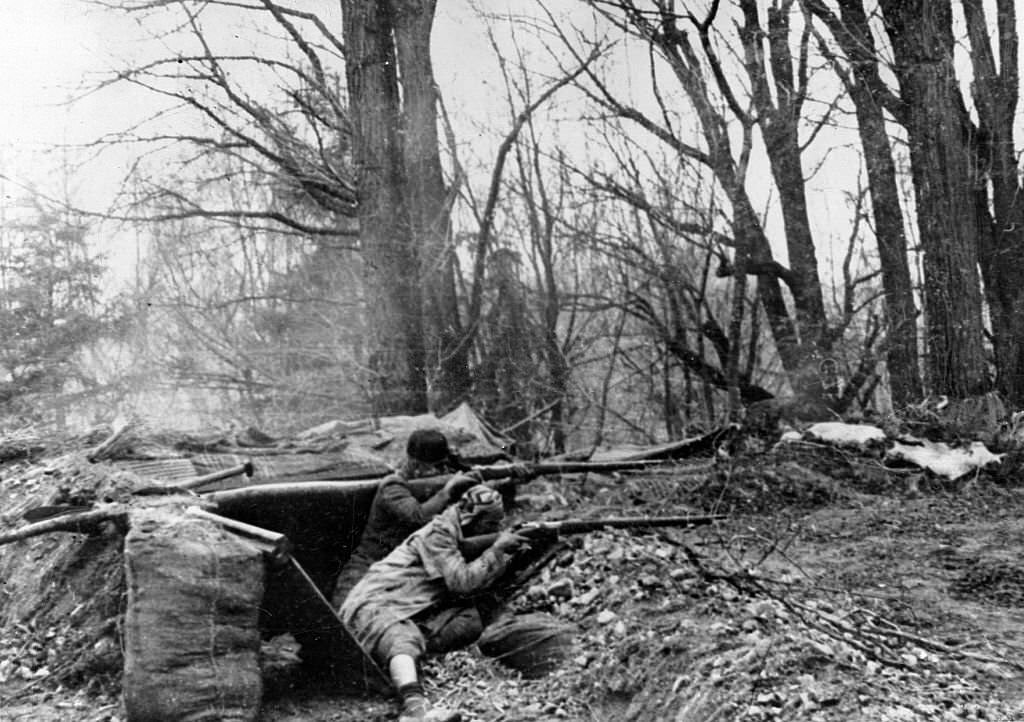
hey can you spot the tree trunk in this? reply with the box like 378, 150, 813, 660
390, 0, 470, 410
962, 0, 1024, 405
740, 1, 827, 353
725, 224, 749, 422
882, 0, 989, 397
342, 0, 427, 413
810, 0, 923, 406
731, 189, 802, 374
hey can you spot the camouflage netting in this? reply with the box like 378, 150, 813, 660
0, 408, 512, 718
76, 407, 511, 492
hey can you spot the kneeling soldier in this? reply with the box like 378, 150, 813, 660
341, 485, 529, 722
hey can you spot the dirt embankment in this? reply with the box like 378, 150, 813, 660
4, 442, 1024, 721
259, 445, 1024, 722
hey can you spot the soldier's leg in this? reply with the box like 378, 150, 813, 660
422, 605, 484, 655
373, 620, 461, 722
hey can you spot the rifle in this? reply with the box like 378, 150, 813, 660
467, 459, 676, 483
202, 458, 717, 509
460, 513, 724, 559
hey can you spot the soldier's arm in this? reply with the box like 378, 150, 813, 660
376, 478, 431, 527
419, 470, 483, 517
417, 521, 520, 596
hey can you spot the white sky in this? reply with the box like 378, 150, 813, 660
0, 1, 511, 205
1, 0, 1014, 293
0, 0, 851, 296
0, 1, 99, 152
0, 1, 147, 208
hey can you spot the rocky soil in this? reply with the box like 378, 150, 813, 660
4, 439, 1024, 721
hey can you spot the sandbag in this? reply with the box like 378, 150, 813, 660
477, 612, 576, 677
122, 506, 264, 721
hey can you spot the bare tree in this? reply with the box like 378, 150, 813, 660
134, 169, 370, 427
93, 0, 598, 417
539, 1, 888, 416
803, 0, 922, 406
961, 0, 1024, 405
878, 0, 989, 397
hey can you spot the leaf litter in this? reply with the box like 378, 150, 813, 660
4, 438, 1024, 720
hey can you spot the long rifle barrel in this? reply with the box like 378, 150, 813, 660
202, 458, 698, 507
472, 459, 668, 482
532, 513, 726, 534
460, 513, 723, 558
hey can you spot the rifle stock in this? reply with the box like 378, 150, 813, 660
460, 513, 724, 559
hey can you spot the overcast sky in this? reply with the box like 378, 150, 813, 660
1, 1, 144, 212
0, 0, 851, 288
0, 1, 518, 207
4, 0, 1005, 290
0, 1, 540, 284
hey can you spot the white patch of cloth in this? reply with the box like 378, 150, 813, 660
886, 440, 1004, 480
804, 422, 887, 448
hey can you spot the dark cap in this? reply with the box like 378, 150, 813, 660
406, 429, 452, 465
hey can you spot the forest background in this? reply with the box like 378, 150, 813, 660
1, 0, 1021, 456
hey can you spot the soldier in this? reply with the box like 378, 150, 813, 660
331, 428, 484, 607
341, 485, 529, 722
294, 429, 482, 679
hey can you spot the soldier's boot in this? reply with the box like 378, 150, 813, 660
397, 694, 462, 722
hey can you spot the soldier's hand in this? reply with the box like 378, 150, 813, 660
444, 470, 483, 498
508, 463, 535, 482
492, 530, 532, 554
516, 522, 557, 544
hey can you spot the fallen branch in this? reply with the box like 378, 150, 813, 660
677, 542, 1024, 674
0, 506, 127, 546
185, 506, 291, 562
859, 612, 1024, 671
176, 460, 254, 491
86, 417, 140, 463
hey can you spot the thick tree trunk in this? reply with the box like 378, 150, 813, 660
962, 0, 1024, 405
976, 199, 1024, 405
811, 0, 923, 406
390, 0, 471, 410
882, 0, 989, 397
342, 0, 427, 413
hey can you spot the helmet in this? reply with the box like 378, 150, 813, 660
405, 429, 452, 465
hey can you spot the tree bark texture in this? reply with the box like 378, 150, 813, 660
391, 0, 471, 409
810, 0, 923, 406
342, 0, 428, 413
739, 1, 827, 353
962, 0, 1024, 405
658, 27, 804, 379
882, 0, 989, 397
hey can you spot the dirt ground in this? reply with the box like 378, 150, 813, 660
4, 441, 1024, 721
